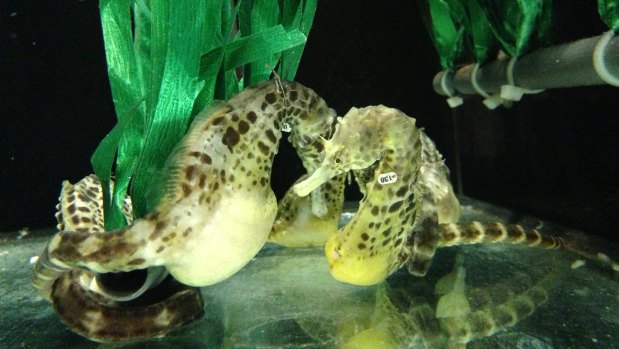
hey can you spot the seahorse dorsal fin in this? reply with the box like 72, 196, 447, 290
148, 100, 229, 211
55, 180, 72, 231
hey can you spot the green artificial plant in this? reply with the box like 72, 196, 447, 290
599, 0, 619, 30
423, 0, 554, 70
92, 0, 317, 230
421, 0, 466, 70
474, 0, 553, 57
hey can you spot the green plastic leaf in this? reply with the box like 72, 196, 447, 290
226, 26, 306, 71
192, 46, 225, 115
474, 0, 553, 57
464, 0, 498, 64
96, 0, 145, 230
421, 0, 465, 70
90, 108, 138, 231
198, 26, 307, 81
238, 0, 255, 38
191, 0, 239, 115
93, 0, 315, 227
246, 0, 281, 86
130, 0, 210, 217
279, 0, 318, 79
599, 0, 619, 30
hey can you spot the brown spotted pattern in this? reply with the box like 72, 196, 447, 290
266, 82, 347, 247
55, 175, 133, 233
33, 80, 618, 343
268, 172, 347, 247
436, 221, 619, 271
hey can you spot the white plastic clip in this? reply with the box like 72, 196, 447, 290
500, 57, 544, 102
471, 63, 502, 109
593, 29, 619, 87
439, 70, 463, 108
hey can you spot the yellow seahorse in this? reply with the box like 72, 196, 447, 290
294, 105, 456, 285
294, 105, 618, 286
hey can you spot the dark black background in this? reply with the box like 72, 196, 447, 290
2, 1, 618, 241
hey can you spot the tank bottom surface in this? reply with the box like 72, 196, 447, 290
1, 197, 617, 348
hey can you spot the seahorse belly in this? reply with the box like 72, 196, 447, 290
270, 194, 339, 247
325, 231, 393, 286
164, 190, 277, 286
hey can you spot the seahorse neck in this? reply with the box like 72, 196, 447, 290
281, 81, 337, 172
144, 79, 336, 216
216, 80, 334, 184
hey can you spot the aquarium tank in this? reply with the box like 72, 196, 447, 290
2, 0, 618, 348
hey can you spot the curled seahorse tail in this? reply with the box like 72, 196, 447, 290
33, 237, 204, 342
47, 226, 153, 273
51, 270, 203, 342
32, 241, 73, 300
438, 222, 619, 271
33, 226, 154, 300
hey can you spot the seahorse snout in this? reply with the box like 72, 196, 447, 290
293, 166, 337, 197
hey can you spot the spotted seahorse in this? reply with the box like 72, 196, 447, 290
294, 105, 618, 286
32, 80, 341, 341
294, 105, 459, 285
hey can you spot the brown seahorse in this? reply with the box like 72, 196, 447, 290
294, 105, 618, 286
32, 80, 341, 342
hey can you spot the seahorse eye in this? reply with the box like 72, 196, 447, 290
334, 158, 342, 164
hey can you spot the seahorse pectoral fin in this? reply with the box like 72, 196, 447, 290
293, 166, 338, 197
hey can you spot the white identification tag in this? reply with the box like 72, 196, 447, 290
377, 172, 398, 185
281, 122, 292, 132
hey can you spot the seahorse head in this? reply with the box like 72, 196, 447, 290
293, 106, 393, 196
